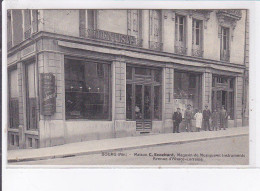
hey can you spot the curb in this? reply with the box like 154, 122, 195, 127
8, 133, 248, 163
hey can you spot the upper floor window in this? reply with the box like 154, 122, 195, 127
7, 11, 12, 49
87, 10, 97, 30
175, 15, 186, 43
192, 19, 202, 46
127, 10, 142, 39
23, 10, 38, 40
175, 15, 187, 55
192, 19, 203, 57
149, 10, 162, 51
220, 27, 230, 61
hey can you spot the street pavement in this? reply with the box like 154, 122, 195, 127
11, 135, 249, 165
8, 126, 249, 165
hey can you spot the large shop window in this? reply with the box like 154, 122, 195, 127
65, 59, 111, 120
174, 71, 202, 113
8, 68, 19, 129
126, 66, 162, 121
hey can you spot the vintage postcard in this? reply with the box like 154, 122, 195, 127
4, 6, 251, 166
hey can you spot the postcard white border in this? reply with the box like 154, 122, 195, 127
2, 1, 260, 191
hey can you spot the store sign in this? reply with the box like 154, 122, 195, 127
87, 29, 141, 46
40, 73, 56, 116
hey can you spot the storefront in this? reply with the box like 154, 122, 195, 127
212, 75, 235, 126
126, 65, 162, 132
173, 70, 202, 114
7, 35, 245, 149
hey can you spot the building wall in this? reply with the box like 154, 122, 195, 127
31, 10, 247, 64
98, 10, 128, 35
40, 10, 80, 37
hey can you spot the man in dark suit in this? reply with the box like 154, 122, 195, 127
172, 108, 182, 133
203, 105, 211, 131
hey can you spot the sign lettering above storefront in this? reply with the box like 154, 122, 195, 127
40, 73, 56, 116
86, 28, 142, 47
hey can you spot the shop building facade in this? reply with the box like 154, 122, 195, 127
7, 9, 248, 149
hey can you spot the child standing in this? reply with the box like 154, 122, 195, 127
194, 110, 203, 132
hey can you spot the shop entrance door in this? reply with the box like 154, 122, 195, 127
135, 84, 152, 132
212, 90, 227, 111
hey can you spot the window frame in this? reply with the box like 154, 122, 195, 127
64, 58, 112, 121
149, 10, 162, 43
126, 65, 162, 121
220, 26, 231, 61
192, 19, 203, 46
23, 9, 38, 40
8, 66, 19, 129
175, 14, 186, 43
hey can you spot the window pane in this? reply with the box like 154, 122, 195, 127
10, 69, 18, 98
196, 28, 200, 45
9, 69, 19, 129
154, 70, 162, 83
229, 92, 234, 119
144, 86, 151, 119
126, 66, 132, 80
154, 86, 161, 119
65, 60, 111, 120
26, 63, 37, 130
27, 63, 36, 98
189, 74, 196, 88
135, 85, 142, 120
179, 25, 183, 41
133, 10, 138, 32
126, 84, 133, 120
87, 10, 95, 29
135, 68, 151, 76
24, 10, 31, 31
179, 17, 184, 25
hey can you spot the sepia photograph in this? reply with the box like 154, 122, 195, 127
5, 8, 249, 166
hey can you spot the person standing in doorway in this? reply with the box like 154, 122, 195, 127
219, 105, 228, 130
194, 109, 203, 132
203, 105, 211, 131
211, 109, 219, 131
184, 104, 193, 132
172, 108, 182, 133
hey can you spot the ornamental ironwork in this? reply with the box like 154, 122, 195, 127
149, 41, 163, 51
217, 9, 242, 20
24, 28, 32, 40
80, 28, 143, 47
192, 48, 203, 57
174, 45, 187, 55
220, 49, 230, 62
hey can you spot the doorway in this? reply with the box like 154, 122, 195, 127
135, 84, 152, 131
126, 66, 162, 132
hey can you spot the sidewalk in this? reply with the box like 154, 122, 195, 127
8, 126, 249, 163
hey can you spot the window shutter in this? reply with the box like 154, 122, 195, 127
32, 10, 38, 33
127, 10, 131, 35
79, 10, 86, 37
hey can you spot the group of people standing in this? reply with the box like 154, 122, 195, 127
172, 104, 228, 133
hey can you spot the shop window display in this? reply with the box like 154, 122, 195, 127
65, 59, 111, 120
174, 71, 202, 114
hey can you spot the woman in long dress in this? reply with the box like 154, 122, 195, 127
194, 110, 203, 132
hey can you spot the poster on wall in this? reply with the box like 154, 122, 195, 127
40, 73, 56, 116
